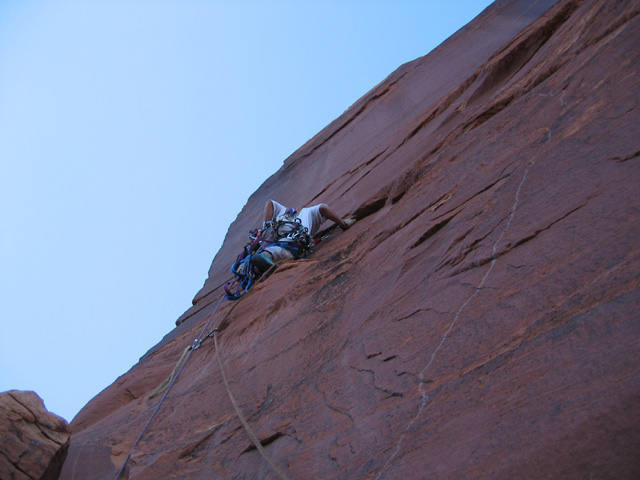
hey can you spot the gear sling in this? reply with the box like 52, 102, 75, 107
224, 218, 312, 300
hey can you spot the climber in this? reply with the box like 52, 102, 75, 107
255, 200, 354, 267
224, 200, 354, 300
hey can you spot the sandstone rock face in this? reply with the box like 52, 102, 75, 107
1, 390, 70, 480
61, 0, 640, 479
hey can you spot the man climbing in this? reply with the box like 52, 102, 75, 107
224, 200, 354, 299
255, 199, 354, 266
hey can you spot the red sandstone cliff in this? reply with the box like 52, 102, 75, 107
0, 390, 70, 480
60, 0, 640, 478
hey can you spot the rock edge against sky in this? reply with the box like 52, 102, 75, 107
30, 0, 640, 478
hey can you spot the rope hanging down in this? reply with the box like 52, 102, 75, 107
112, 295, 225, 480
213, 328, 292, 480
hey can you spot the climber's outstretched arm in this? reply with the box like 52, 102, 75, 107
319, 204, 353, 230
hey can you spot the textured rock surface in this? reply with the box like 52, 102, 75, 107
61, 0, 640, 478
1, 390, 70, 480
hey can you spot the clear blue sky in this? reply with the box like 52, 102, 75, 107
0, 0, 492, 422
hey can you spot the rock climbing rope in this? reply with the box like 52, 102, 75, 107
112, 295, 224, 480
112, 290, 292, 480
213, 327, 292, 480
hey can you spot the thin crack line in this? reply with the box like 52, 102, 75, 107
375, 160, 534, 479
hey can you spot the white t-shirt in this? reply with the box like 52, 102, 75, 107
264, 200, 327, 262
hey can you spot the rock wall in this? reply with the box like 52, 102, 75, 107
60, 0, 640, 478
1, 390, 70, 480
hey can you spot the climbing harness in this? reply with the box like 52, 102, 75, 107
224, 218, 312, 300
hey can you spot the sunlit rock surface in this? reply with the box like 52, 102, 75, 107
60, 0, 640, 478
1, 390, 69, 480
